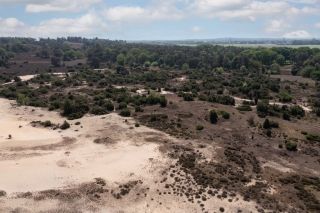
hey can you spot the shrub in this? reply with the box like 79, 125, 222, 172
301, 131, 307, 135
118, 102, 127, 109
150, 113, 157, 122
266, 129, 272, 137
285, 140, 297, 151
159, 97, 167, 107
135, 105, 144, 112
247, 115, 255, 126
263, 118, 271, 129
119, 109, 131, 117
282, 111, 290, 120
60, 120, 70, 130
278, 91, 292, 102
90, 107, 109, 115
270, 120, 279, 128
278, 144, 283, 148
75, 121, 81, 125
105, 100, 114, 111
161, 114, 168, 119
196, 125, 204, 131
290, 105, 305, 117
0, 190, 6, 197
182, 93, 194, 101
237, 105, 252, 111
221, 111, 230, 119
42, 120, 52, 127
306, 134, 320, 141
209, 110, 218, 123
135, 123, 140, 127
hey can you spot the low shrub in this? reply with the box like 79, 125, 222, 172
285, 140, 297, 151
196, 125, 204, 131
306, 134, 320, 141
42, 120, 52, 127
236, 105, 252, 111
119, 109, 131, 117
220, 110, 230, 119
60, 120, 70, 130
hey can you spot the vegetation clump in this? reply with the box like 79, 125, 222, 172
237, 105, 252, 111
196, 125, 204, 131
285, 140, 297, 151
119, 109, 131, 117
209, 110, 218, 123
60, 120, 70, 130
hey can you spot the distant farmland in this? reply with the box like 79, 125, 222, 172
178, 43, 320, 48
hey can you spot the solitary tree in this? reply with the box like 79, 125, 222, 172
210, 110, 218, 123
263, 118, 271, 129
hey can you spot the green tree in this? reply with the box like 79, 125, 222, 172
51, 56, 61, 67
210, 110, 218, 123
159, 96, 167, 107
263, 118, 271, 129
117, 53, 125, 66
275, 54, 285, 65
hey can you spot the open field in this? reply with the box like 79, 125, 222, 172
177, 44, 320, 48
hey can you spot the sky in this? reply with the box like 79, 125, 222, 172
0, 0, 319, 40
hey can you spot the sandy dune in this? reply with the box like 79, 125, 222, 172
0, 98, 262, 213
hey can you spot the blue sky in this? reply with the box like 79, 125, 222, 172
0, 0, 319, 40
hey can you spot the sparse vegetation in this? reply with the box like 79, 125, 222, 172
60, 120, 70, 130
196, 125, 204, 131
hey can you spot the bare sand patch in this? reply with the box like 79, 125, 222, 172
0, 98, 263, 212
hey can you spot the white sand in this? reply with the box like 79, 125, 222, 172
0, 98, 264, 212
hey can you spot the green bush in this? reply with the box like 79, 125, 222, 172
42, 120, 52, 127
135, 105, 144, 112
118, 102, 127, 109
60, 120, 70, 130
270, 120, 279, 128
306, 134, 320, 141
75, 121, 81, 125
266, 129, 272, 137
301, 131, 308, 135
290, 105, 305, 117
150, 113, 157, 122
135, 123, 140, 127
159, 96, 167, 107
237, 105, 252, 111
119, 109, 131, 117
90, 107, 109, 115
219, 110, 230, 119
161, 114, 168, 119
285, 140, 297, 151
196, 125, 204, 131
278, 91, 292, 102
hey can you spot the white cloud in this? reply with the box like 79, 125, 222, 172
0, 0, 102, 13
101, 3, 185, 23
266, 19, 291, 33
187, 1, 301, 20
0, 17, 26, 35
283, 30, 311, 38
191, 26, 202, 32
0, 12, 110, 37
315, 22, 320, 28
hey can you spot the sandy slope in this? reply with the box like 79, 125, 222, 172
0, 98, 261, 213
